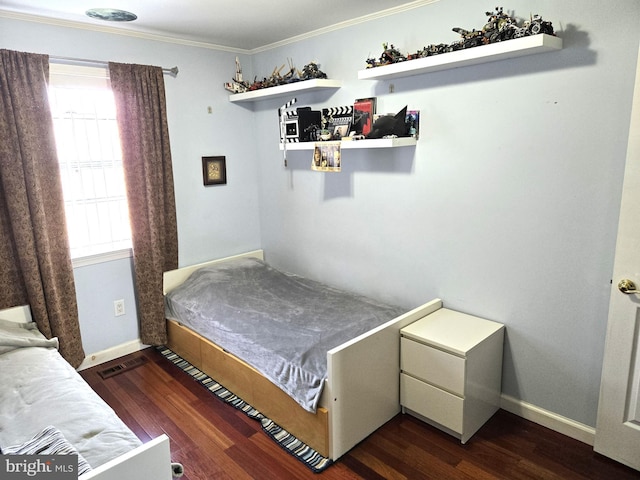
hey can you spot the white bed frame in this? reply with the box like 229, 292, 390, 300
163, 249, 443, 460
0, 305, 174, 480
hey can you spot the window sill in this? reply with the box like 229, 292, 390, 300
72, 248, 132, 268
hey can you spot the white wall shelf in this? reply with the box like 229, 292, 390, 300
279, 137, 417, 151
358, 34, 563, 81
229, 79, 342, 103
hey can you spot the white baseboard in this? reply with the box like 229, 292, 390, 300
75, 343, 596, 447
500, 394, 595, 446
77, 339, 148, 371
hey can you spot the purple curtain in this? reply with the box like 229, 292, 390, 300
0, 49, 84, 367
109, 62, 178, 345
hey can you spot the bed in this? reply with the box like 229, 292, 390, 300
163, 249, 442, 460
0, 305, 176, 480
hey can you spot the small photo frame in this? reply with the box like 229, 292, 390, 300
202, 156, 227, 185
333, 124, 350, 139
311, 142, 341, 172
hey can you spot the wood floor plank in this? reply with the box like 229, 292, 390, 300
79, 348, 640, 480
362, 433, 470, 479
455, 460, 502, 480
347, 446, 412, 480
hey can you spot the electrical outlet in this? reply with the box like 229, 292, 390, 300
114, 299, 125, 317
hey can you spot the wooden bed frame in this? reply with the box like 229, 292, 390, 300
163, 249, 443, 460
0, 305, 174, 480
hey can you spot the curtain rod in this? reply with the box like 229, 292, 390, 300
49, 55, 179, 77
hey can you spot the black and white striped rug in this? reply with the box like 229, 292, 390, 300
157, 346, 333, 473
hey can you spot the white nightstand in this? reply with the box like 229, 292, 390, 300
400, 308, 504, 443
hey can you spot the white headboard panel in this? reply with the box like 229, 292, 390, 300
163, 249, 264, 294
0, 305, 33, 324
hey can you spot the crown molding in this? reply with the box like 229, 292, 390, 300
0, 9, 250, 54
1, 0, 438, 55
250, 0, 439, 54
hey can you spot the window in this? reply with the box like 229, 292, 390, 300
48, 64, 132, 264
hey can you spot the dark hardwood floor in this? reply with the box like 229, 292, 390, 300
80, 348, 640, 480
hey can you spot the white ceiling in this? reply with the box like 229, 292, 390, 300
0, 0, 432, 51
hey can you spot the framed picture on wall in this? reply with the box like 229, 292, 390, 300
202, 156, 227, 185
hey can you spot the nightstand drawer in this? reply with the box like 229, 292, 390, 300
401, 337, 465, 395
401, 373, 463, 433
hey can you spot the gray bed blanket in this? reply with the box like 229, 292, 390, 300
0, 319, 142, 468
165, 257, 406, 413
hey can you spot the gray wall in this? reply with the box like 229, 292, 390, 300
2, 0, 639, 428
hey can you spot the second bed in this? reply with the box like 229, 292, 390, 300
164, 250, 442, 460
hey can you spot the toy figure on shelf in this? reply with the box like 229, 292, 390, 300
226, 59, 331, 93
407, 43, 449, 60
364, 7, 556, 67
451, 28, 488, 49
523, 14, 554, 36
280, 58, 300, 84
481, 6, 522, 42
366, 43, 406, 68
223, 57, 249, 93
245, 60, 296, 91
380, 43, 407, 64
300, 62, 327, 80
453, 7, 554, 45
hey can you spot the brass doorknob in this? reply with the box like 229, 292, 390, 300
618, 279, 639, 294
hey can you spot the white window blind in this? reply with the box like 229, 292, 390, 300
48, 64, 132, 261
